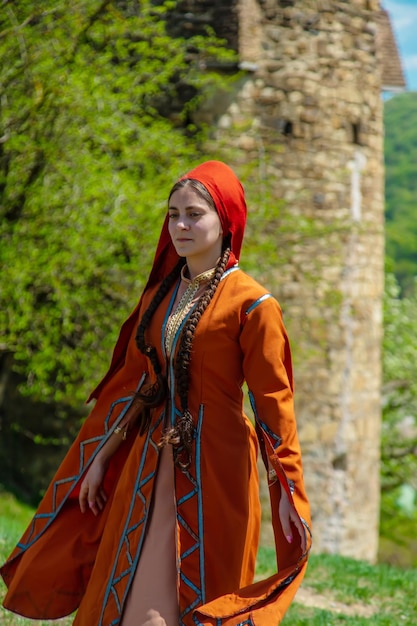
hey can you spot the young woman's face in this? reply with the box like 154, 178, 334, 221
168, 186, 223, 270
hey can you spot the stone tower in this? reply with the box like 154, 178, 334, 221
171, 0, 399, 562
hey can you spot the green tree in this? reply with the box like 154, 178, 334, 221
0, 0, 235, 406
384, 92, 417, 292
380, 273, 417, 565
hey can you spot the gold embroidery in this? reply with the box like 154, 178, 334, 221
165, 265, 216, 356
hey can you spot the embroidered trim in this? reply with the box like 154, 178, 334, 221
245, 293, 272, 315
99, 411, 164, 625
179, 404, 205, 625
13, 374, 147, 557
165, 266, 216, 356
193, 616, 223, 626
241, 293, 272, 327
248, 390, 282, 450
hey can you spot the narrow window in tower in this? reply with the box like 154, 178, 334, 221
283, 120, 293, 136
352, 122, 361, 145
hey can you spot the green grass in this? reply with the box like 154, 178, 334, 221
1, 492, 417, 625
0, 492, 72, 625
265, 545, 417, 625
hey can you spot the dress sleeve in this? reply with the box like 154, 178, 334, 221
240, 293, 311, 533
193, 295, 311, 626
241, 295, 302, 492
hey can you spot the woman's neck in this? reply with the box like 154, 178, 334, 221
185, 253, 221, 281
180, 264, 216, 286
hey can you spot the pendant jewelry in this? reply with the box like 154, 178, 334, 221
165, 265, 216, 356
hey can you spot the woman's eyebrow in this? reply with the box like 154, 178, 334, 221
168, 204, 205, 211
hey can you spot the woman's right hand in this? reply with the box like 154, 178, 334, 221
79, 457, 108, 516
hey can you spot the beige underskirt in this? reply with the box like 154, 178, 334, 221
121, 446, 179, 626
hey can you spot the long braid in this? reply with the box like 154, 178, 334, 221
171, 246, 231, 470
134, 258, 185, 434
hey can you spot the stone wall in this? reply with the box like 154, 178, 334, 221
180, 0, 384, 561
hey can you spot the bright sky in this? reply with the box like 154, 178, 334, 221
383, 0, 417, 91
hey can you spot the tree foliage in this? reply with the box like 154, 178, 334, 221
382, 83, 417, 565
382, 93, 417, 551
0, 0, 235, 406
380, 273, 417, 553
384, 92, 417, 292
382, 274, 417, 488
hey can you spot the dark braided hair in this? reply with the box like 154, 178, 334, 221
170, 245, 231, 470
134, 258, 185, 433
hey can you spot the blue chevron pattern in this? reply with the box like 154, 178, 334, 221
16, 393, 139, 553
178, 405, 204, 625
99, 415, 163, 625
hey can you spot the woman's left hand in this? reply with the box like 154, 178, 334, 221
79, 457, 108, 516
279, 486, 306, 553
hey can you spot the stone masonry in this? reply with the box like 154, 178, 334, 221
175, 0, 385, 562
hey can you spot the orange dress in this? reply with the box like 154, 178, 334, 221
1, 267, 311, 625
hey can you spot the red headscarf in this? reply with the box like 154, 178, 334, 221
88, 161, 247, 401
146, 160, 247, 287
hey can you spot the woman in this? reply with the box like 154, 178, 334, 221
1, 160, 311, 625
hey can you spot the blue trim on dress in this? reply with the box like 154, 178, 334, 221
178, 405, 205, 625
161, 282, 180, 356
192, 616, 253, 625
245, 293, 272, 316
99, 411, 164, 625
167, 311, 192, 427
221, 264, 239, 280
159, 278, 210, 624
248, 390, 282, 449
15, 375, 148, 555
196, 405, 205, 603
164, 279, 199, 429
